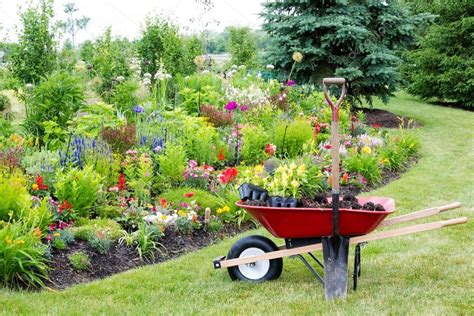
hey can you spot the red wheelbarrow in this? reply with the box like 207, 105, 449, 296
213, 78, 468, 299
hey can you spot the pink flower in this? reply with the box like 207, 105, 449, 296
287, 80, 296, 86
240, 105, 248, 112
225, 101, 239, 111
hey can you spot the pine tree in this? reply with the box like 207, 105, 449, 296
402, 0, 474, 108
261, 0, 431, 105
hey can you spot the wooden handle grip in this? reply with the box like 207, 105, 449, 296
323, 78, 346, 85
438, 202, 462, 212
441, 217, 468, 227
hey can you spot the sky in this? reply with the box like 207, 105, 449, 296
0, 0, 266, 43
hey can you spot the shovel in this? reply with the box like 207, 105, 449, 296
321, 78, 350, 299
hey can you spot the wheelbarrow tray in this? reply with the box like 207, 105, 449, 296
236, 197, 395, 238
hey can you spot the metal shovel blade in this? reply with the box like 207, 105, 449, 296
322, 236, 350, 299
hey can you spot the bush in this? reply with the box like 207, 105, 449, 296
100, 123, 137, 154
55, 166, 103, 218
344, 153, 382, 185
240, 125, 269, 165
0, 220, 49, 289
23, 71, 85, 139
109, 79, 140, 114
157, 144, 187, 187
161, 187, 223, 212
0, 93, 10, 112
69, 218, 122, 241
227, 26, 257, 68
0, 172, 31, 221
181, 117, 221, 164
275, 118, 313, 158
68, 251, 91, 270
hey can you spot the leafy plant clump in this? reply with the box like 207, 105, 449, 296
68, 251, 91, 271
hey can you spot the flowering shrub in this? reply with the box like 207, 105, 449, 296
0, 220, 49, 288
183, 160, 215, 189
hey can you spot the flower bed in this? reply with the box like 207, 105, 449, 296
0, 55, 421, 290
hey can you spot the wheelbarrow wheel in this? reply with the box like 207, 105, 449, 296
227, 235, 283, 282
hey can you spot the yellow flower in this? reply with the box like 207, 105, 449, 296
297, 164, 306, 176
223, 205, 230, 212
15, 239, 25, 245
289, 162, 297, 170
9, 134, 24, 145
160, 214, 168, 221
291, 180, 300, 188
217, 206, 230, 214
292, 51, 303, 63
33, 228, 42, 238
361, 146, 372, 154
31, 183, 39, 190
53, 232, 60, 238
5, 236, 12, 245
254, 165, 264, 174
178, 210, 187, 217
380, 158, 389, 165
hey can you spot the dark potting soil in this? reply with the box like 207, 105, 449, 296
46, 222, 256, 290
358, 107, 422, 129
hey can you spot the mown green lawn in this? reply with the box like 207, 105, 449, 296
1, 92, 473, 315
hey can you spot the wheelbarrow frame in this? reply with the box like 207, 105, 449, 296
213, 202, 467, 290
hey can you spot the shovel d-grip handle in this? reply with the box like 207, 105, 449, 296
323, 78, 346, 122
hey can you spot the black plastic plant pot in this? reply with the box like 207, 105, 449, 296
269, 196, 298, 208
238, 183, 268, 202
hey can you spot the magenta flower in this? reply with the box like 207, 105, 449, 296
225, 101, 239, 111
240, 105, 248, 112
287, 80, 296, 86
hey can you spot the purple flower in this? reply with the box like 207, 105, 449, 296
286, 80, 296, 86
240, 105, 248, 112
225, 101, 239, 111
133, 105, 144, 113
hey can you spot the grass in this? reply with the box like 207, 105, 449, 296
0, 92, 473, 315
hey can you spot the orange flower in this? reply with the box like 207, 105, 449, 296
217, 148, 225, 161
160, 198, 167, 208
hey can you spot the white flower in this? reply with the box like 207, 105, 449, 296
231, 64, 238, 70
257, 72, 262, 78
266, 64, 274, 70
25, 83, 34, 90
143, 72, 152, 79
202, 70, 210, 74
164, 74, 172, 79
142, 78, 151, 85
116, 76, 125, 82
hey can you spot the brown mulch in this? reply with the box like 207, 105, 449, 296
358, 108, 422, 128
46, 222, 256, 290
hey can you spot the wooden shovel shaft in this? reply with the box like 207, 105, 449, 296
379, 202, 462, 228
331, 121, 340, 192
217, 217, 468, 268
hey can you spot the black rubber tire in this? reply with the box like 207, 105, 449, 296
227, 235, 283, 282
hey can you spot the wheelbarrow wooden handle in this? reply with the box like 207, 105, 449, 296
379, 202, 462, 228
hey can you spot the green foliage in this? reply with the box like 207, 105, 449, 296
0, 220, 49, 289
42, 120, 69, 150
0, 172, 31, 221
240, 125, 269, 165
177, 72, 223, 114
68, 251, 91, 271
109, 79, 140, 114
0, 118, 14, 138
87, 229, 112, 254
72, 102, 125, 138
138, 17, 197, 79
402, 1, 474, 107
24, 198, 52, 233
180, 117, 221, 164
123, 152, 153, 202
275, 118, 313, 158
23, 71, 85, 139
160, 187, 223, 212
0, 94, 10, 112
134, 221, 162, 259
70, 218, 122, 241
157, 144, 186, 187
261, 0, 433, 104
175, 217, 194, 235
9, 0, 56, 84
227, 27, 257, 68
344, 152, 382, 185
55, 166, 103, 218
91, 28, 133, 98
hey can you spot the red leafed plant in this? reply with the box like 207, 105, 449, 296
200, 105, 233, 127
100, 123, 137, 154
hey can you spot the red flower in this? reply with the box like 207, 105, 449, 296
217, 148, 225, 161
35, 175, 48, 190
371, 123, 381, 129
160, 198, 167, 208
117, 173, 127, 191
265, 144, 277, 156
323, 144, 332, 149
218, 167, 238, 184
46, 235, 52, 241
58, 200, 72, 213
184, 192, 195, 198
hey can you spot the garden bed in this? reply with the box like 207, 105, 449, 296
46, 222, 255, 290
360, 108, 422, 128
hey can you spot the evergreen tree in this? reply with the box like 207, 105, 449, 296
402, 0, 474, 108
261, 0, 431, 104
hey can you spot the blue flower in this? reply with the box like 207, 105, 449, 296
133, 105, 144, 113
